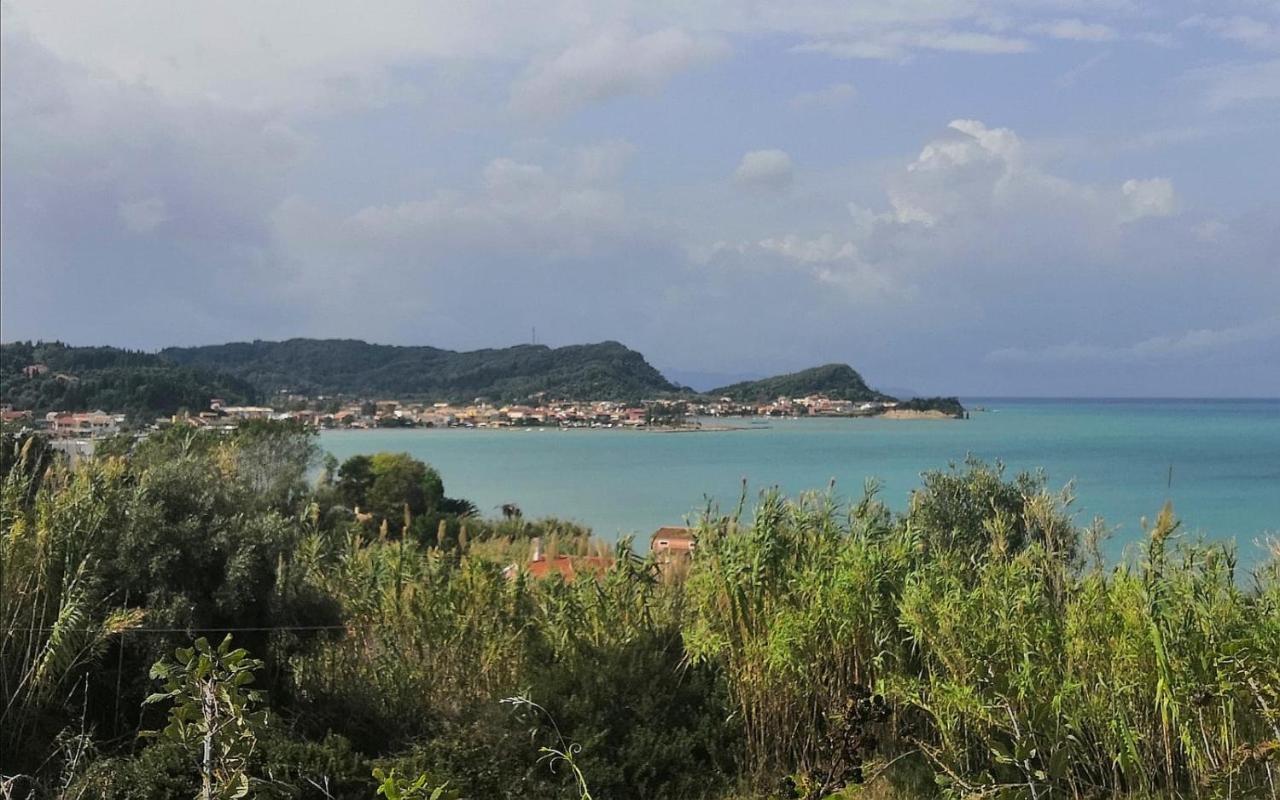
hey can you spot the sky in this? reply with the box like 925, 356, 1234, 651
2, 1, 1278, 396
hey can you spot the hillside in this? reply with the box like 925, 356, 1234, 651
3, 340, 965, 417
709, 363, 892, 403
161, 338, 684, 402
0, 341, 258, 418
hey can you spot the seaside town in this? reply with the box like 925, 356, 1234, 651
1, 391, 918, 442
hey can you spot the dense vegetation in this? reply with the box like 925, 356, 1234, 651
161, 339, 684, 402
3, 423, 1276, 799
710, 364, 891, 404
0, 342, 258, 419
3, 339, 966, 418
893, 397, 967, 418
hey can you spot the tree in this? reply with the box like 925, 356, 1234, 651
143, 636, 267, 800
337, 454, 375, 509
335, 453, 445, 527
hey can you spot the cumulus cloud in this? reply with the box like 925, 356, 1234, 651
1121, 178, 1177, 221
4, 2, 1278, 393
692, 234, 901, 307
733, 149, 794, 190
880, 120, 1178, 230
510, 28, 727, 119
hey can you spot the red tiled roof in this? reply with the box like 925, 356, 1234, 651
523, 555, 614, 581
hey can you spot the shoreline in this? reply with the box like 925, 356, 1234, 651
317, 411, 965, 435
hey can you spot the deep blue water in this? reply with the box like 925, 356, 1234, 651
321, 399, 1280, 566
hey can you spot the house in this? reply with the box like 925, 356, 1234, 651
1, 408, 34, 426
503, 537, 615, 582
23, 364, 49, 378
650, 526, 697, 560
50, 411, 119, 439
218, 406, 275, 420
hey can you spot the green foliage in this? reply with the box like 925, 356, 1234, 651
710, 363, 889, 403
161, 338, 684, 402
337, 452, 445, 525
1, 449, 144, 771
143, 635, 268, 800
0, 340, 257, 418
894, 396, 967, 417
685, 465, 1279, 798
501, 696, 593, 800
6, 438, 1277, 800
372, 768, 458, 800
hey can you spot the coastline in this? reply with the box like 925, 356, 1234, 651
317, 412, 967, 434
878, 408, 957, 420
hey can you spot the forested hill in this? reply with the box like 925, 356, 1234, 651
161, 338, 684, 402
3, 339, 962, 416
709, 363, 892, 402
0, 341, 258, 418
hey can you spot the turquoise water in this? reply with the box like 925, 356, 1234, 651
320, 399, 1280, 565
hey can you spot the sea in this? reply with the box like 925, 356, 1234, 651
320, 399, 1280, 568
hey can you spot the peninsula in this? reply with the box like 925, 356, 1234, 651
1, 339, 966, 433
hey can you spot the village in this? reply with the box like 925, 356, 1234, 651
1, 391, 908, 441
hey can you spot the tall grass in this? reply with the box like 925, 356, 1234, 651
684, 462, 1280, 798
1, 440, 141, 770
4, 428, 1276, 799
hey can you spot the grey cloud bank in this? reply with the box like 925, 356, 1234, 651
2, 1, 1278, 397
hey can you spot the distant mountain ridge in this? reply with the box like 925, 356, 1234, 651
3, 338, 964, 418
161, 338, 683, 403
709, 363, 892, 403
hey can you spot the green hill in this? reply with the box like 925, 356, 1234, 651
3, 339, 965, 417
0, 341, 258, 418
709, 363, 891, 403
160, 338, 683, 403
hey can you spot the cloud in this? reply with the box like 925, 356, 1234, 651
757, 233, 857, 264
510, 28, 727, 119
793, 30, 1032, 61
986, 318, 1280, 364
1193, 219, 1229, 242
879, 120, 1179, 230
1181, 15, 1280, 51
1028, 19, 1117, 43
1185, 59, 1280, 109
4, 2, 1278, 394
791, 82, 857, 110
692, 234, 901, 307
342, 155, 629, 253
733, 149, 794, 190
1120, 178, 1177, 221
694, 116, 1209, 344
0, 26, 317, 344
572, 139, 637, 184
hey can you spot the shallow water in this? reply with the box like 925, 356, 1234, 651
321, 399, 1280, 565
